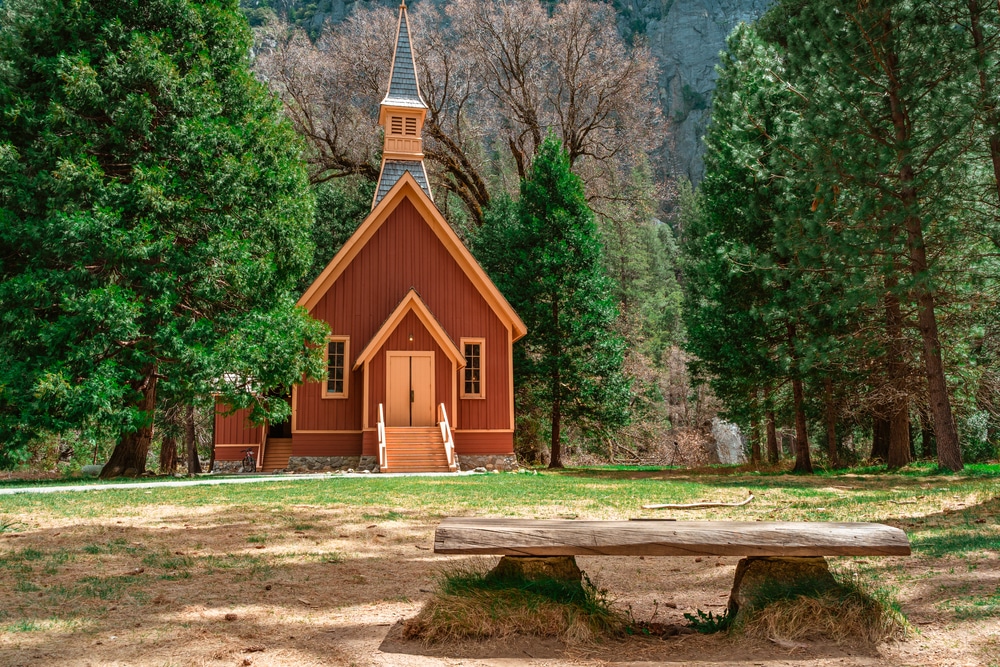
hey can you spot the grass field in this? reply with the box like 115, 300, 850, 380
1, 464, 998, 666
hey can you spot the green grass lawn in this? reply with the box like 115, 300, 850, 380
2, 464, 998, 556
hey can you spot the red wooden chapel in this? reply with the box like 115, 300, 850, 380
212, 4, 526, 473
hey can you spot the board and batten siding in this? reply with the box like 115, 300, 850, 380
299, 197, 512, 437
213, 405, 264, 458
291, 432, 362, 457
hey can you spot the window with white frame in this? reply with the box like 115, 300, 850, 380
461, 338, 484, 399
325, 337, 349, 398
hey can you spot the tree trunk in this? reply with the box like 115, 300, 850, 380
823, 377, 840, 468
750, 399, 762, 465
185, 404, 201, 475
919, 406, 936, 458
159, 435, 177, 474
549, 389, 563, 469
101, 369, 158, 479
765, 412, 779, 463
787, 323, 812, 474
905, 212, 962, 470
885, 287, 912, 469
765, 384, 779, 463
887, 402, 912, 469
871, 415, 890, 462
883, 17, 963, 471
791, 375, 812, 474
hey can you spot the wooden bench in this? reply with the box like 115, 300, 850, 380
434, 518, 911, 557
434, 518, 910, 615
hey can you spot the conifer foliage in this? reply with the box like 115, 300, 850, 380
0, 0, 327, 474
685, 0, 1000, 472
475, 136, 629, 468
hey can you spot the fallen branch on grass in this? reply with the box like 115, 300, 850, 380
643, 493, 754, 510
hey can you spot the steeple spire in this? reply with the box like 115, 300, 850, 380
382, 2, 427, 109
373, 1, 432, 208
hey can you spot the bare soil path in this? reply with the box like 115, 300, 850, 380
0, 468, 997, 666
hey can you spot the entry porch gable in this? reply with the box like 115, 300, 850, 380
356, 289, 465, 430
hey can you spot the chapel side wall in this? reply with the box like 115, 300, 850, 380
213, 404, 264, 460
292, 432, 363, 456
214, 405, 264, 444
455, 312, 511, 432
298, 197, 512, 435
452, 431, 514, 454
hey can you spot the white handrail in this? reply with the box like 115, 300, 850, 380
438, 403, 457, 471
377, 403, 387, 471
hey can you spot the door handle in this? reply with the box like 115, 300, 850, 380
410, 390, 414, 403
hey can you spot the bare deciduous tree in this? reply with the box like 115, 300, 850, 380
255, 0, 665, 225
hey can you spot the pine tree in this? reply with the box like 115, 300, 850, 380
767, 0, 974, 471
682, 23, 820, 471
0, 0, 327, 475
474, 136, 629, 468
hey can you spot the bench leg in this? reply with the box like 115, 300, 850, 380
490, 556, 582, 582
728, 556, 837, 616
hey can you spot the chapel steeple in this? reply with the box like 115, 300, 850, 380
374, 1, 432, 208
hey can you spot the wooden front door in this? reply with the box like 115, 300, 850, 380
386, 352, 435, 427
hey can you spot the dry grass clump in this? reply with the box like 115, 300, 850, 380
735, 573, 908, 645
403, 565, 625, 644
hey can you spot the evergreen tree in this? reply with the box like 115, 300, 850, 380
766, 0, 974, 471
682, 23, 819, 471
474, 136, 629, 468
298, 177, 375, 291
596, 162, 684, 364
0, 0, 327, 475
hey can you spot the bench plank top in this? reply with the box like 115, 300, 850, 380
434, 518, 911, 557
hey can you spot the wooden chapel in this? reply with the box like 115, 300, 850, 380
212, 3, 526, 473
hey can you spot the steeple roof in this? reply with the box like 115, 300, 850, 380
382, 2, 427, 109
375, 2, 432, 207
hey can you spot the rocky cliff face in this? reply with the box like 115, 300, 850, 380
244, 0, 773, 182
631, 0, 773, 182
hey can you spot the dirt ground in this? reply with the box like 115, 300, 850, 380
0, 484, 998, 667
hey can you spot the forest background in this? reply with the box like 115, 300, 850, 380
1, 0, 998, 474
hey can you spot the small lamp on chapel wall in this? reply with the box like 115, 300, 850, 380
408, 333, 414, 342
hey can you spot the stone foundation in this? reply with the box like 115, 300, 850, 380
212, 460, 245, 474
283, 456, 379, 473
457, 454, 518, 472
215, 453, 513, 473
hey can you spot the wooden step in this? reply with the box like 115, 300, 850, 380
261, 438, 293, 472
382, 426, 455, 473
383, 465, 454, 473
386, 454, 450, 464
384, 456, 449, 463
384, 430, 439, 435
